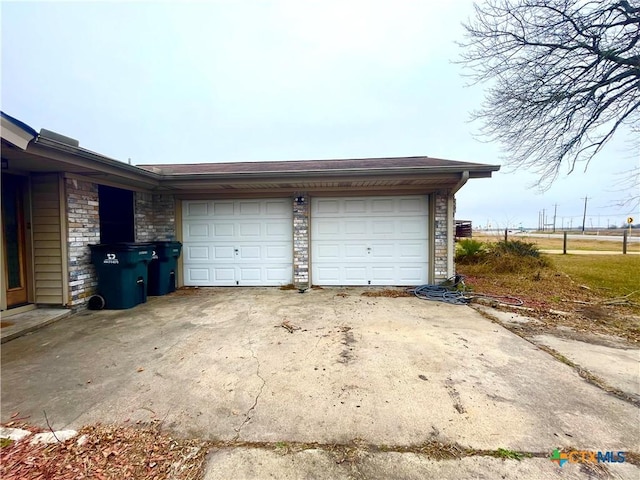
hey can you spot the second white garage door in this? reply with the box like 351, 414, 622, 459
182, 198, 293, 286
311, 196, 429, 286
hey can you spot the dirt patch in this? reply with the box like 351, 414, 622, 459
459, 267, 640, 343
1, 321, 15, 329
361, 289, 412, 298
0, 422, 207, 480
338, 326, 356, 364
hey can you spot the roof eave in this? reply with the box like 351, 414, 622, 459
159, 164, 500, 182
31, 136, 162, 188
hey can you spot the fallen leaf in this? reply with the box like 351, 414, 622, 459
137, 367, 144, 373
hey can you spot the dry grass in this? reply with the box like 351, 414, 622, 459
458, 254, 640, 342
361, 289, 412, 298
473, 233, 640, 252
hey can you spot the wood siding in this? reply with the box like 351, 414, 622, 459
31, 174, 64, 304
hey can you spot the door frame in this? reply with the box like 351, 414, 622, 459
1, 172, 33, 311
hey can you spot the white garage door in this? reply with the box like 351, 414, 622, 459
182, 199, 293, 286
311, 196, 428, 286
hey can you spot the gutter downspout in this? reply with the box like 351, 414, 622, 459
451, 170, 469, 194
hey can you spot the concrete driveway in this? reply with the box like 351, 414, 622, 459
2, 288, 638, 479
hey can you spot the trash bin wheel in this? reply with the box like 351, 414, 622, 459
88, 294, 106, 310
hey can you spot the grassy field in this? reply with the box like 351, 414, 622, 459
473, 233, 640, 252
551, 255, 640, 300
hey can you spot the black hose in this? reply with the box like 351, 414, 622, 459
409, 275, 524, 307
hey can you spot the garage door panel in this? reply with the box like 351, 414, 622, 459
345, 221, 367, 235
186, 245, 210, 260
239, 245, 261, 259
371, 266, 395, 282
265, 266, 293, 282
398, 266, 427, 282
314, 266, 340, 283
183, 199, 293, 286
187, 268, 210, 282
186, 202, 209, 217
266, 221, 291, 238
371, 221, 394, 235
397, 242, 426, 259
266, 245, 289, 260
213, 223, 234, 239
316, 244, 340, 259
316, 199, 340, 214
344, 244, 368, 259
187, 223, 210, 239
399, 219, 426, 236
238, 201, 260, 215
344, 199, 367, 213
371, 198, 394, 213
265, 200, 290, 215
399, 197, 424, 212
211, 201, 232, 215
213, 245, 234, 261
311, 196, 428, 286
370, 244, 394, 258
315, 219, 341, 237
344, 266, 367, 283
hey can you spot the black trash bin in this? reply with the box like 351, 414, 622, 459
147, 241, 182, 296
89, 243, 154, 309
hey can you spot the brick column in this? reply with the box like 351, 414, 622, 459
293, 193, 309, 288
433, 191, 449, 281
66, 178, 100, 307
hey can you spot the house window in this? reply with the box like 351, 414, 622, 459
98, 185, 134, 244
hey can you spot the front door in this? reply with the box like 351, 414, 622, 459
2, 174, 29, 307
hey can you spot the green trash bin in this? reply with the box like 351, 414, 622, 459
148, 241, 182, 296
89, 243, 154, 309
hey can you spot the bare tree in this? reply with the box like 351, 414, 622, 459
458, 0, 640, 192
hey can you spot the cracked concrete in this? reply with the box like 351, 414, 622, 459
234, 340, 267, 440
2, 288, 638, 479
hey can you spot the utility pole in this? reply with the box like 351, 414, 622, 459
581, 196, 591, 234
552, 204, 558, 233
542, 208, 546, 232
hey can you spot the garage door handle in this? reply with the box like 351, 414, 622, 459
234, 248, 239, 255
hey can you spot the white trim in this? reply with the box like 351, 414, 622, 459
1, 116, 36, 150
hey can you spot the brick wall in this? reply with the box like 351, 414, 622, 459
292, 193, 309, 288
153, 194, 176, 241
66, 178, 100, 307
135, 192, 155, 243
433, 191, 450, 281
134, 193, 176, 242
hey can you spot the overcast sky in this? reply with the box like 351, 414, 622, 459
2, 0, 638, 229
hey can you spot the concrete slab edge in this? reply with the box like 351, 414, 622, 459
1, 310, 72, 344
471, 305, 640, 408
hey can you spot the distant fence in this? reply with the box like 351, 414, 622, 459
499, 229, 637, 254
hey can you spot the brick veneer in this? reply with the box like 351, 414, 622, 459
66, 178, 100, 306
135, 193, 176, 242
293, 193, 309, 288
433, 191, 451, 281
